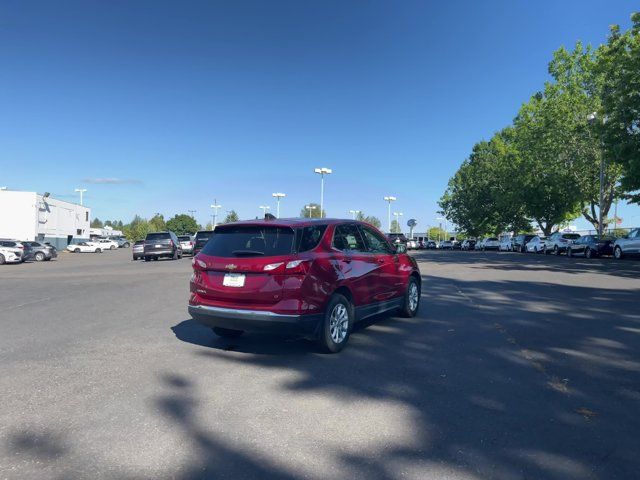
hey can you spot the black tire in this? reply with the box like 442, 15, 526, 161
96, 248, 102, 253
74, 248, 81, 253
212, 327, 244, 338
110, 245, 116, 250
144, 256, 150, 262
0, 254, 5, 265
567, 247, 572, 258
585, 248, 593, 259
123, 242, 130, 248
521, 245, 526, 253
554, 245, 559, 256
318, 294, 353, 353
400, 276, 420, 318
34, 252, 45, 262
614, 246, 623, 260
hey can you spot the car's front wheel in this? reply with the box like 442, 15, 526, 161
554, 245, 559, 256
614, 246, 623, 260
212, 327, 244, 338
400, 276, 420, 318
96, 248, 102, 253
318, 294, 353, 353
34, 252, 45, 262
585, 248, 593, 259
567, 247, 572, 258
74, 248, 80, 253
0, 254, 5, 265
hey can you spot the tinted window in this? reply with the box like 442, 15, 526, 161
562, 234, 580, 240
361, 226, 393, 254
201, 226, 294, 257
195, 231, 215, 245
333, 224, 366, 252
488, 237, 498, 241
146, 232, 171, 241
134, 240, 144, 245
296, 225, 327, 252
178, 236, 191, 241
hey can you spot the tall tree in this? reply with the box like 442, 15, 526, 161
90, 218, 103, 228
148, 214, 166, 232
597, 13, 640, 203
166, 214, 199, 235
390, 219, 401, 233
223, 210, 239, 223
299, 203, 324, 218
355, 211, 382, 229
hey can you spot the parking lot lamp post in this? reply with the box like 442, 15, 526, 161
383, 196, 397, 233
210, 202, 222, 230
305, 204, 317, 218
436, 216, 447, 241
259, 205, 270, 217
188, 210, 196, 218
349, 209, 360, 220
587, 112, 606, 237
314, 168, 332, 218
272, 193, 286, 218
74, 188, 87, 206
393, 212, 403, 233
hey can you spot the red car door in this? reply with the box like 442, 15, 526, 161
359, 225, 403, 301
331, 223, 381, 306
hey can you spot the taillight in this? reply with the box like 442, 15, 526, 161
192, 258, 206, 270
169, 240, 174, 247
263, 262, 284, 271
285, 259, 311, 274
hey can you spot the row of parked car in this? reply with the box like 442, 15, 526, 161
443, 228, 640, 259
132, 230, 216, 261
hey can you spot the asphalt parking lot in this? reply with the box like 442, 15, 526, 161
1, 249, 639, 480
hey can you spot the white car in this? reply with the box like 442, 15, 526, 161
526, 236, 547, 253
481, 237, 500, 250
67, 242, 103, 253
94, 238, 119, 250
0, 246, 22, 264
498, 237, 512, 251
178, 235, 194, 255
406, 239, 418, 250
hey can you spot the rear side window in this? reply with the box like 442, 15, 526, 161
296, 225, 327, 252
361, 226, 393, 254
333, 224, 366, 252
146, 233, 170, 241
201, 226, 294, 257
562, 234, 580, 240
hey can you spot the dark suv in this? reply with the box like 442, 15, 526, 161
143, 231, 182, 261
193, 230, 216, 256
188, 219, 421, 352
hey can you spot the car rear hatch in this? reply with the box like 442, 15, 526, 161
144, 233, 173, 253
193, 225, 302, 307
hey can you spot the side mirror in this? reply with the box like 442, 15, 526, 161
396, 244, 407, 254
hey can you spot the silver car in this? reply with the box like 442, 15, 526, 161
613, 228, 640, 259
132, 240, 144, 260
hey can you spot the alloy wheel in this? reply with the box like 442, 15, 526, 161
408, 282, 419, 312
329, 303, 349, 344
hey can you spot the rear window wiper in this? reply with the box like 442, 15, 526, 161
232, 250, 265, 256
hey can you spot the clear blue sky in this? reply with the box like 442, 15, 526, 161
1, 1, 638, 231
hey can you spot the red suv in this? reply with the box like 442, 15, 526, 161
188, 219, 421, 352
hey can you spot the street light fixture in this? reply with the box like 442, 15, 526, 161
436, 216, 448, 242
210, 201, 222, 230
349, 209, 360, 220
75, 188, 87, 206
392, 212, 403, 233
272, 193, 286, 218
383, 196, 397, 233
588, 112, 606, 237
188, 210, 196, 218
259, 205, 270, 217
314, 167, 332, 218
305, 204, 317, 218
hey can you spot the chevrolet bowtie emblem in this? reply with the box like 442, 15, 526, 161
225, 264, 238, 270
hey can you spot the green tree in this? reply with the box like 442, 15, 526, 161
90, 218, 103, 228
148, 214, 166, 232
166, 214, 199, 235
390, 219, 401, 233
299, 203, 324, 218
223, 210, 239, 223
597, 13, 640, 203
427, 226, 448, 241
122, 215, 152, 241
355, 211, 382, 229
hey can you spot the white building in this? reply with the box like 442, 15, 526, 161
0, 190, 91, 249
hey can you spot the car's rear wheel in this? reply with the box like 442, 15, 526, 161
585, 248, 593, 259
318, 294, 353, 353
123, 242, 130, 248
96, 248, 102, 253
614, 246, 623, 260
0, 254, 5, 265
212, 327, 244, 338
34, 252, 45, 262
110, 245, 116, 250
400, 276, 420, 318
554, 245, 559, 255
74, 248, 80, 253
567, 248, 572, 258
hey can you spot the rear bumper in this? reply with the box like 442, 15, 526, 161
188, 304, 323, 335
144, 249, 174, 257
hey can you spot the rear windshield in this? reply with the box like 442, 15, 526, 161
200, 226, 295, 257
562, 234, 580, 239
146, 232, 171, 241
134, 240, 144, 245
195, 231, 215, 243
488, 237, 498, 241
178, 236, 191, 241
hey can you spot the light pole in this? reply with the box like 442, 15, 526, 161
588, 112, 606, 237
259, 205, 270, 217
272, 193, 286, 218
188, 210, 196, 218
210, 201, 222, 230
436, 216, 447, 242
314, 167, 332, 218
392, 212, 403, 233
349, 209, 360, 220
75, 188, 87, 206
305, 204, 317, 218
383, 196, 397, 233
